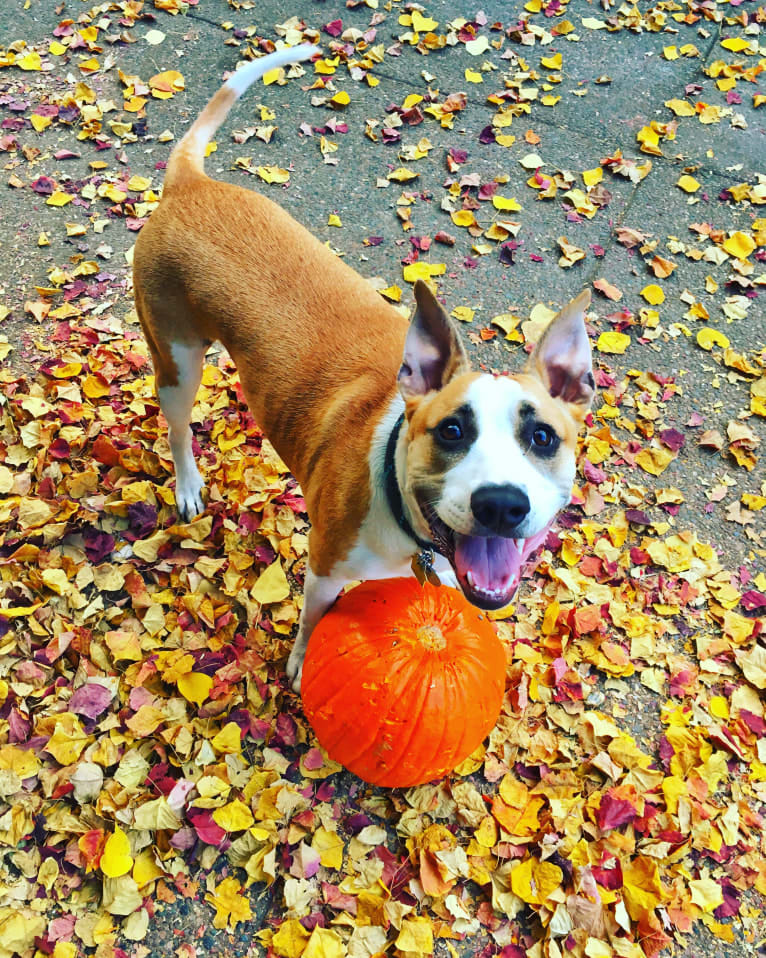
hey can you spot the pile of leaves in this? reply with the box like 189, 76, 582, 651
0, 1, 764, 957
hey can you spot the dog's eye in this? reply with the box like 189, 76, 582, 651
438, 418, 463, 442
532, 425, 556, 448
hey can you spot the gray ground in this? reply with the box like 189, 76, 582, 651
0, 0, 764, 956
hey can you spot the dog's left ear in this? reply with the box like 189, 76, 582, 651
398, 280, 469, 399
527, 289, 594, 412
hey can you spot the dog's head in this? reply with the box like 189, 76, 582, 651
398, 280, 594, 610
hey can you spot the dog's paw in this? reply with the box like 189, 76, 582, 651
175, 471, 205, 521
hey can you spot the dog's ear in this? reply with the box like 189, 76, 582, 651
398, 280, 469, 399
527, 289, 594, 412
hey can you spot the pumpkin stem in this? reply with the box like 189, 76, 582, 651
416, 624, 447, 651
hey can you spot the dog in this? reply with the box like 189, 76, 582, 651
133, 44, 595, 691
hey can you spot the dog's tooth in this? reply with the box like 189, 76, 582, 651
466, 571, 475, 588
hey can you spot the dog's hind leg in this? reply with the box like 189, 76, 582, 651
154, 340, 208, 521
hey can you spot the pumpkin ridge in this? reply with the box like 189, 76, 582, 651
308, 636, 431, 769
328, 645, 432, 776
424, 661, 466, 773
367, 649, 441, 785
303, 641, 403, 753
302, 629, 390, 699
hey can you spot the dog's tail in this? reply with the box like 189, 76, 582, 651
164, 43, 320, 190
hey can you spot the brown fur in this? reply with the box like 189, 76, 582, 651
134, 168, 410, 577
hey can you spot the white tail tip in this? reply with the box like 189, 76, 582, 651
225, 43, 321, 99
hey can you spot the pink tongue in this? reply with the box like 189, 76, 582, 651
454, 535, 522, 593
521, 524, 552, 564
454, 524, 553, 594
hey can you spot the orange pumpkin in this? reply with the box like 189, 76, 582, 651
301, 578, 506, 787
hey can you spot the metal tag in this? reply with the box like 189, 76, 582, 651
411, 548, 441, 587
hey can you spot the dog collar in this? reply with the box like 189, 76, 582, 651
383, 412, 436, 553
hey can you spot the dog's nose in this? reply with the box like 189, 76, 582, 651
471, 485, 530, 535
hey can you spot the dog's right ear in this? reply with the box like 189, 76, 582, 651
398, 280, 469, 400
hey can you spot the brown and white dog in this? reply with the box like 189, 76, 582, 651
133, 45, 595, 690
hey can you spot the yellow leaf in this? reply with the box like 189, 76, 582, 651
622, 856, 665, 921
451, 209, 477, 227
0, 909, 46, 955
492, 195, 522, 211
696, 327, 730, 351
0, 744, 41, 779
541, 52, 562, 70
211, 721, 242, 755
124, 95, 148, 113
451, 306, 475, 323
127, 175, 151, 191
402, 94, 424, 109
42, 568, 70, 595
78, 58, 100, 74
82, 374, 110, 399
314, 57, 339, 76
709, 696, 729, 719
596, 331, 631, 354
402, 262, 446, 283
327, 213, 342, 227
665, 98, 695, 117
663, 46, 679, 60
272, 918, 310, 958
722, 231, 755, 259
396, 915, 434, 953
303, 927, 345, 958
312, 826, 344, 869
17, 51, 43, 71
256, 166, 290, 185
329, 91, 349, 108
206, 876, 252, 930
45, 719, 91, 765
465, 69, 483, 83
380, 285, 402, 302
262, 68, 281, 86
30, 114, 52, 132
132, 850, 164, 888
541, 95, 560, 107
149, 70, 185, 96
635, 446, 676, 476
582, 167, 603, 187
251, 558, 290, 604
212, 800, 254, 832
0, 602, 44, 619
677, 174, 700, 193
387, 167, 419, 183
101, 827, 134, 878
177, 672, 213, 706
689, 877, 724, 912
641, 284, 665, 305
721, 37, 751, 53
510, 858, 563, 904
475, 815, 498, 847
46, 191, 74, 207
411, 11, 439, 33
496, 134, 516, 147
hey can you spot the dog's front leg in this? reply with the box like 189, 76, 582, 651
286, 567, 346, 693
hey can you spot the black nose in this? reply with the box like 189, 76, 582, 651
471, 485, 530, 535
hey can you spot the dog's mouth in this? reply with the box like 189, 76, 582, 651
419, 501, 551, 611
